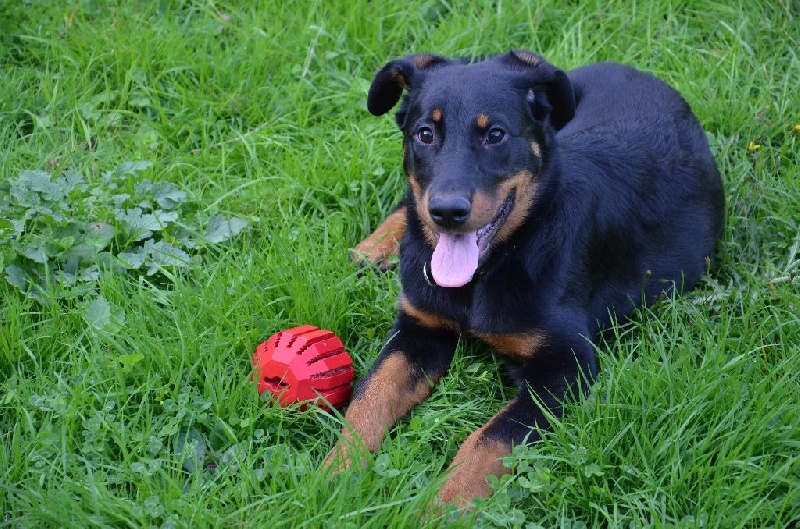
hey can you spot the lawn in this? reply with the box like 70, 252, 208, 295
1, 0, 798, 527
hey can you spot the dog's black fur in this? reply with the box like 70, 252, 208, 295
326, 50, 725, 506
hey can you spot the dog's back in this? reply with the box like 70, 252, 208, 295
546, 63, 725, 329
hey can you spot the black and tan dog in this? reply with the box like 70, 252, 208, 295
325, 50, 725, 506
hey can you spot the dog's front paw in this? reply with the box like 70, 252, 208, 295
322, 443, 352, 474
351, 206, 406, 271
323, 437, 372, 475
349, 243, 398, 272
437, 433, 511, 507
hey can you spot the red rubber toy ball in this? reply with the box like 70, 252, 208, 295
252, 325, 355, 410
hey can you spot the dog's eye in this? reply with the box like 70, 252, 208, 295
416, 126, 434, 144
485, 127, 506, 145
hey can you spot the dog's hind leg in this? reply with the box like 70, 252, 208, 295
350, 203, 406, 271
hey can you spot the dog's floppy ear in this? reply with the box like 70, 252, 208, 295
501, 50, 576, 129
367, 54, 449, 118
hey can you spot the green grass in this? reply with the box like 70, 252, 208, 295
1, 0, 798, 527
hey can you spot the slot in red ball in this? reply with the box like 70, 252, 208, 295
252, 325, 354, 410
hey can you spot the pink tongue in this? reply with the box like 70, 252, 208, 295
430, 232, 479, 288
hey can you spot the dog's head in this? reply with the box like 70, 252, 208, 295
368, 51, 576, 288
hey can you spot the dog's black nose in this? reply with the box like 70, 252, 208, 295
428, 196, 472, 229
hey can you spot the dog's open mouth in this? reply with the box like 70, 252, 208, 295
430, 194, 514, 288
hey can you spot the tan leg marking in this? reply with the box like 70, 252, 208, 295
324, 352, 436, 470
400, 294, 459, 331
352, 206, 406, 270
470, 331, 545, 359
439, 404, 514, 506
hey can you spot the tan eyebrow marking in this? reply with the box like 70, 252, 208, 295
511, 50, 541, 66
411, 54, 438, 69
432, 108, 442, 123
477, 113, 490, 129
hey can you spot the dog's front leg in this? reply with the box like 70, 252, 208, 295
439, 339, 597, 506
350, 203, 407, 271
324, 310, 458, 470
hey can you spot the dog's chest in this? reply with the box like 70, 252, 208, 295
408, 282, 546, 359
465, 287, 545, 358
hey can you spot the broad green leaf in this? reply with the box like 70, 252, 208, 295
16, 170, 64, 201
83, 295, 126, 334
16, 243, 48, 264
205, 215, 248, 244
117, 208, 178, 241
583, 463, 604, 478
112, 194, 131, 208
85, 222, 115, 250
153, 210, 179, 225
4, 265, 29, 293
33, 114, 53, 129
0, 218, 14, 239
4, 265, 47, 304
134, 179, 153, 197
79, 102, 102, 121
78, 265, 100, 282
55, 236, 77, 249
115, 161, 152, 176
90, 89, 119, 105
95, 252, 126, 272
55, 269, 77, 287
8, 219, 25, 237
127, 93, 151, 108
10, 172, 47, 205
151, 182, 187, 210
55, 221, 97, 250
174, 427, 207, 473
58, 170, 84, 194
60, 243, 97, 264
16, 170, 52, 190
54, 222, 85, 239
143, 240, 191, 275
83, 296, 111, 329
135, 126, 162, 151
118, 353, 144, 372
374, 454, 401, 478
117, 250, 146, 269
